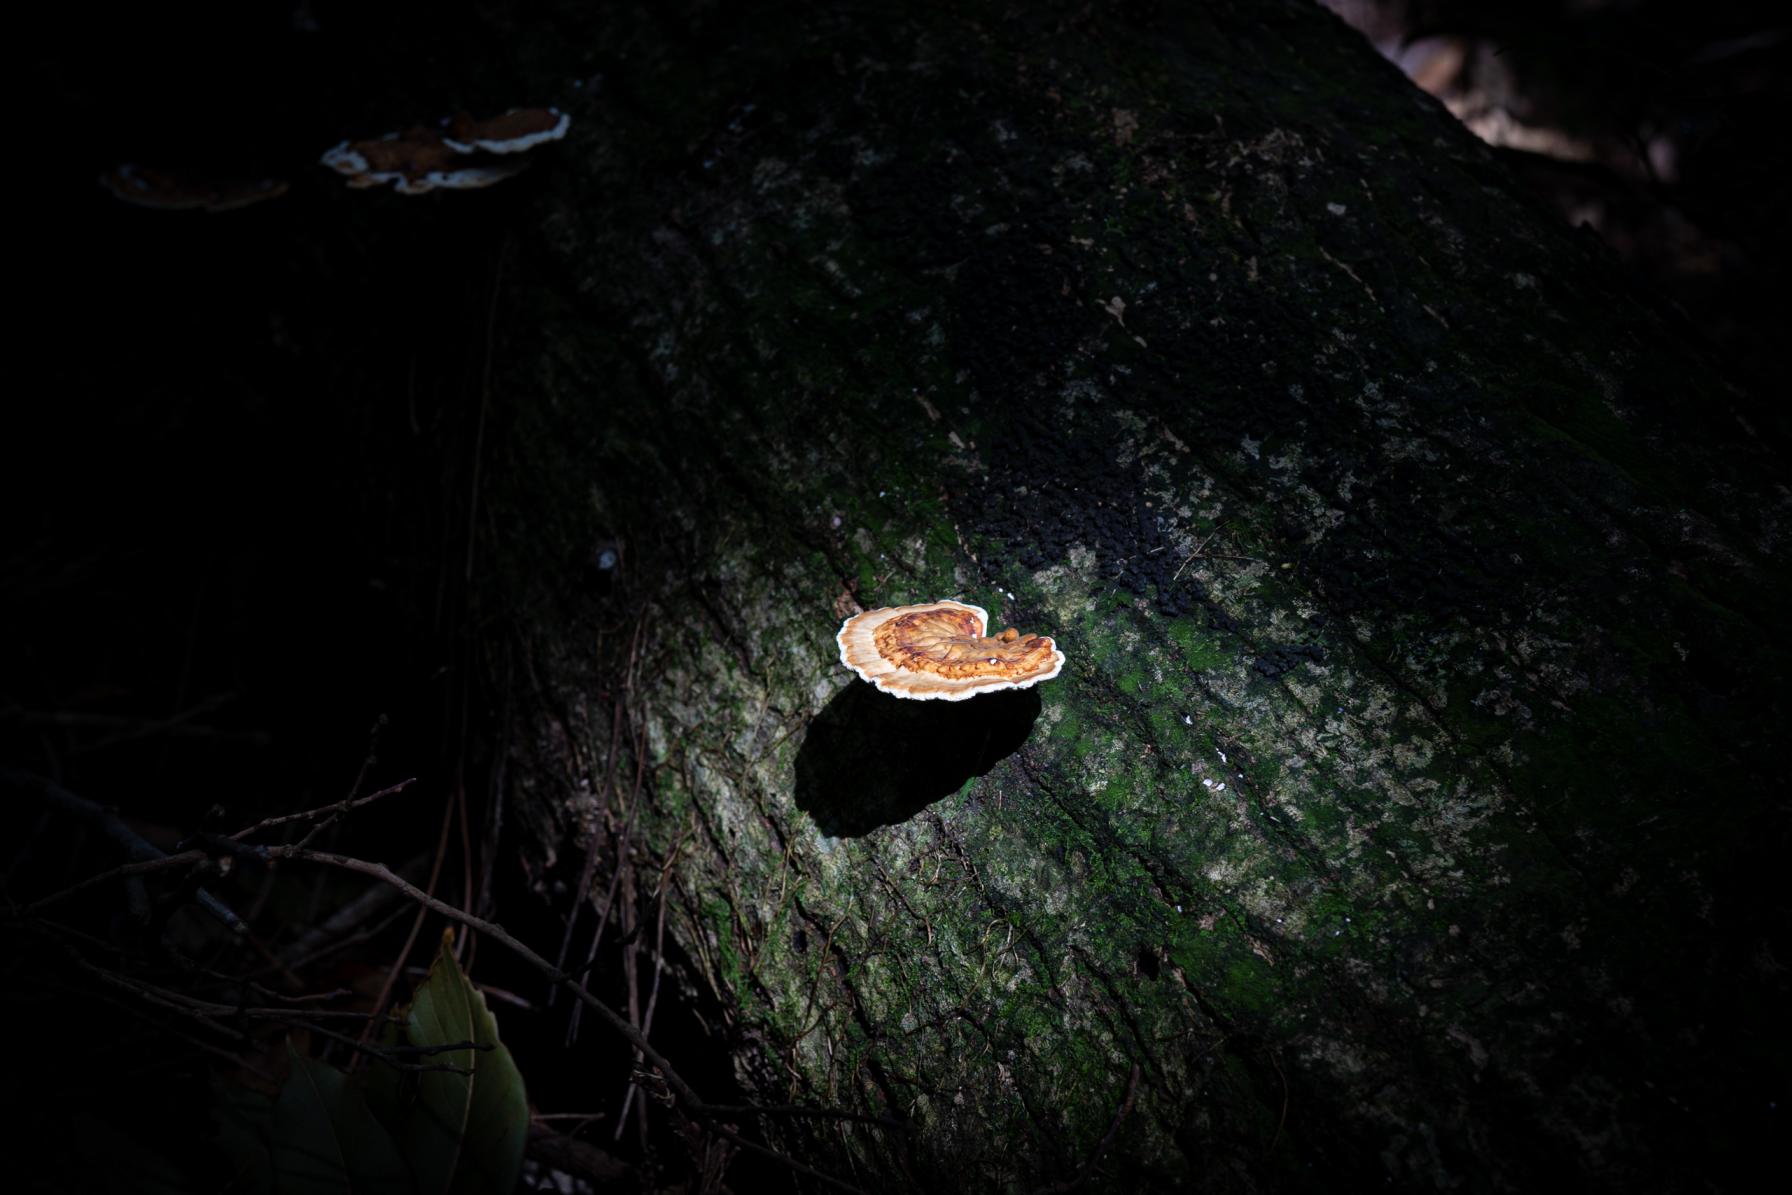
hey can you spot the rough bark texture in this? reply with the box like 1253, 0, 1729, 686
476, 1, 1788, 1190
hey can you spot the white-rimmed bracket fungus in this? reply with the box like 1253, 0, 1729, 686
319, 108, 569, 195
836, 600, 1065, 701
441, 108, 572, 154
319, 126, 529, 194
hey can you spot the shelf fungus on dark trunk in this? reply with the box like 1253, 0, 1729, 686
99, 164, 288, 212
319, 108, 570, 195
836, 600, 1065, 701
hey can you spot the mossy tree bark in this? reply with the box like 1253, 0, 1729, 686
475, 1, 1788, 1190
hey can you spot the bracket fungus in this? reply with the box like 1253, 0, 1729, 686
441, 108, 573, 155
100, 165, 288, 212
836, 600, 1065, 701
320, 108, 569, 195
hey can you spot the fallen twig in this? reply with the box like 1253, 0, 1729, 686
354, 785, 457, 1063
5, 770, 239, 931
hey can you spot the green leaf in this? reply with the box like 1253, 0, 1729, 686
369, 931, 529, 1195
269, 1049, 411, 1195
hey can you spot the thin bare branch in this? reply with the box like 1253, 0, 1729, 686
22, 849, 206, 914
230, 777, 416, 843
354, 787, 456, 1062
6, 770, 241, 931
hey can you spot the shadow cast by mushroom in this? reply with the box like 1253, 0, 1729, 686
794, 680, 1042, 838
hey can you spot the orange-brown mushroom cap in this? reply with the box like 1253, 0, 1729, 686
836, 600, 1065, 701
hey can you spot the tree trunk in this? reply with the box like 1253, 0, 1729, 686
478, 2, 1788, 1190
